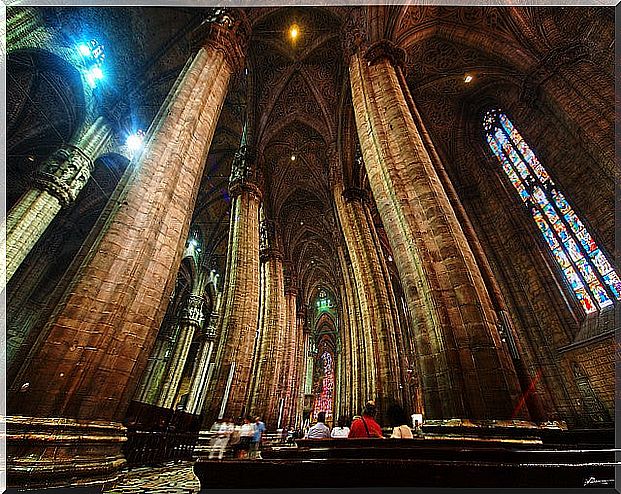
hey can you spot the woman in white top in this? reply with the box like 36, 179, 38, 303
330, 416, 350, 438
388, 404, 414, 439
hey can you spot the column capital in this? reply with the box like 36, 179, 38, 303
260, 248, 283, 263
32, 145, 93, 207
342, 187, 368, 204
202, 317, 219, 341
198, 9, 250, 72
179, 294, 205, 328
259, 218, 282, 262
283, 261, 298, 295
364, 39, 406, 69
229, 145, 262, 199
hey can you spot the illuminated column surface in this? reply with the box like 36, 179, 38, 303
7, 12, 247, 487
349, 40, 524, 420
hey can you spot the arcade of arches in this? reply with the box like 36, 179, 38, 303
4, 4, 616, 488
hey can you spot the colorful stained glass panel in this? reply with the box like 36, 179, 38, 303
486, 109, 621, 311
602, 272, 621, 298
590, 249, 613, 275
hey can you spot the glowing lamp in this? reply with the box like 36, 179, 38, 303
291, 154, 296, 161
91, 66, 104, 80
78, 44, 91, 56
464, 74, 473, 83
289, 24, 300, 41
126, 130, 145, 152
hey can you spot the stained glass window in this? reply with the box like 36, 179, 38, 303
483, 109, 620, 314
312, 351, 334, 423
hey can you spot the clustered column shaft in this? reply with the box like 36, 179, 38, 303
208, 185, 261, 421
185, 291, 222, 415
157, 295, 205, 409
335, 186, 403, 410
248, 246, 286, 426
349, 42, 524, 420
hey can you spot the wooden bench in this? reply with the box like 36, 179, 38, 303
193, 436, 616, 488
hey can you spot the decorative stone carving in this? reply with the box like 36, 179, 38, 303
194, 8, 250, 72
342, 7, 368, 62
259, 218, 282, 262
364, 39, 406, 69
179, 294, 205, 328
32, 145, 93, 207
229, 145, 262, 199
342, 187, 368, 204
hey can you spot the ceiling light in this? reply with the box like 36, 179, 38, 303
388, 255, 393, 262
126, 130, 145, 152
289, 24, 300, 41
291, 154, 296, 161
300, 221, 304, 226
464, 74, 473, 83
78, 44, 91, 57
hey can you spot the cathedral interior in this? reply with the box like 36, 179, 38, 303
4, 4, 617, 490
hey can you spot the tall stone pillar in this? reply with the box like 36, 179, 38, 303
348, 40, 524, 420
133, 321, 179, 405
157, 295, 205, 409
279, 264, 298, 428
335, 185, 402, 411
248, 219, 286, 426
7, 11, 248, 487
3, 117, 112, 287
206, 143, 262, 423
296, 306, 308, 427
185, 291, 221, 415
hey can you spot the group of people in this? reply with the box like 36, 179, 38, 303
305, 401, 419, 439
208, 416, 266, 460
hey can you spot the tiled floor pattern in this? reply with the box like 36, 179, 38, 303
104, 462, 200, 494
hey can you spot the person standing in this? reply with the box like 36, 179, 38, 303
305, 412, 331, 439
348, 401, 384, 438
249, 416, 266, 459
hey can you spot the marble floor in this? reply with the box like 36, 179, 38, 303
104, 462, 200, 494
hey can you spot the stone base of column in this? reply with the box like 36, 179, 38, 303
7, 416, 127, 489
421, 419, 567, 444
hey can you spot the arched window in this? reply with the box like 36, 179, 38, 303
483, 108, 621, 314
312, 350, 334, 423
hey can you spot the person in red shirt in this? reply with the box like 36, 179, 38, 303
348, 401, 384, 438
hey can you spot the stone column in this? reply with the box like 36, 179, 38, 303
279, 265, 298, 428
133, 323, 179, 405
157, 295, 205, 409
206, 143, 262, 423
7, 11, 247, 487
349, 40, 524, 420
335, 185, 403, 411
3, 117, 112, 287
335, 242, 363, 413
184, 291, 221, 415
295, 306, 308, 427
248, 219, 286, 426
